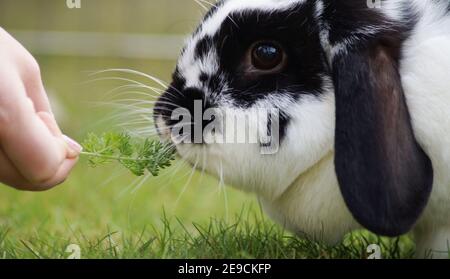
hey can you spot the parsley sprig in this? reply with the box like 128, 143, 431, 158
81, 132, 176, 176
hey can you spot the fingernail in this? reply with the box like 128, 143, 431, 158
63, 135, 83, 153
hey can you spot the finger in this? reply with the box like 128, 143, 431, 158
0, 146, 78, 191
0, 28, 52, 113
21, 61, 52, 113
0, 75, 67, 184
37, 111, 62, 136
62, 135, 83, 159
39, 157, 79, 189
38, 111, 81, 159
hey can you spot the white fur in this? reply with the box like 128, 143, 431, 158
169, 0, 450, 258
399, 1, 450, 258
200, 0, 306, 37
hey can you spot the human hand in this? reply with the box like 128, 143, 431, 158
0, 27, 81, 191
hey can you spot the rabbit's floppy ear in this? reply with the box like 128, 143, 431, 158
332, 40, 433, 236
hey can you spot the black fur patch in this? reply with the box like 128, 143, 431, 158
207, 74, 222, 92
322, 0, 388, 45
199, 72, 209, 83
322, 0, 418, 46
194, 35, 214, 60
214, 1, 327, 107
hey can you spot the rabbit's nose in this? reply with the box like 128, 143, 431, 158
179, 87, 206, 120
153, 87, 215, 144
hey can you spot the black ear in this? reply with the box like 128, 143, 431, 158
332, 41, 433, 237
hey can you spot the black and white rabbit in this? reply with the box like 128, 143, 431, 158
154, 0, 450, 258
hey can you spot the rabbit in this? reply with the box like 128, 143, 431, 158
153, 0, 450, 258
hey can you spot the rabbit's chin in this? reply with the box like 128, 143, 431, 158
175, 92, 336, 201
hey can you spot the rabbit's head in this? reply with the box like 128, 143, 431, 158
154, 0, 434, 236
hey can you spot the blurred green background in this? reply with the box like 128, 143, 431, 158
0, 0, 256, 244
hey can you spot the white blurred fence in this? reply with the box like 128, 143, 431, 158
11, 30, 186, 60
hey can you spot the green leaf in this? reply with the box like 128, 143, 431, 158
80, 132, 175, 177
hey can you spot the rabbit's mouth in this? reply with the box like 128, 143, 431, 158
154, 102, 283, 153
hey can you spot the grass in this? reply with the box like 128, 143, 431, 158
0, 208, 415, 259
0, 0, 419, 259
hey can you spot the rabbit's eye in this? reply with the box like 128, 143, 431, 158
251, 42, 285, 71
